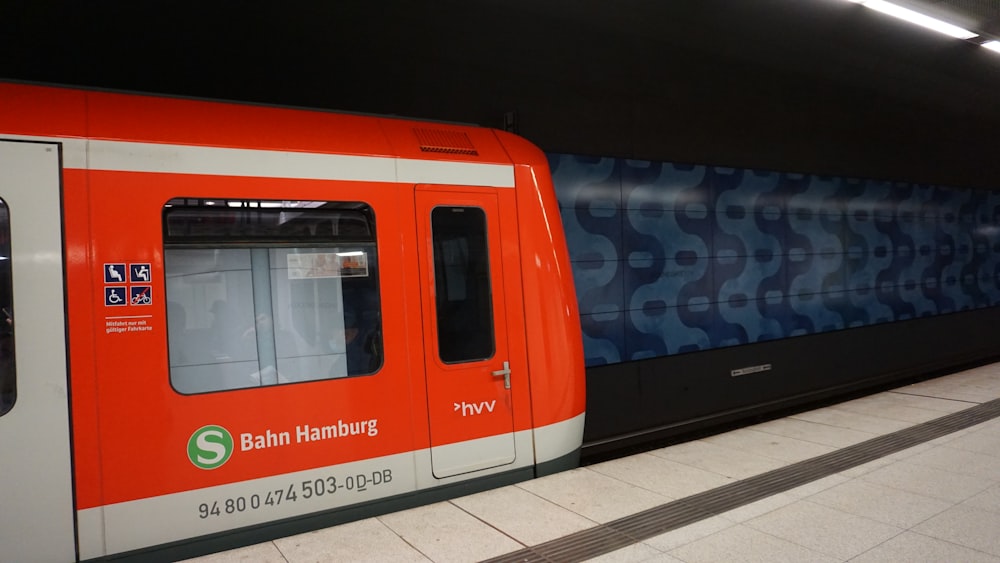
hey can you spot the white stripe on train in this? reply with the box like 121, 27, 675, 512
0, 134, 516, 187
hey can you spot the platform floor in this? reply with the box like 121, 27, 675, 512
187, 363, 1000, 562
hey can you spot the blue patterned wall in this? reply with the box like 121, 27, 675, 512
549, 154, 1000, 367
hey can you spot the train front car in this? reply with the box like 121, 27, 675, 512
0, 82, 585, 562
494, 130, 587, 476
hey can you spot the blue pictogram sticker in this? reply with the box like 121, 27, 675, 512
130, 263, 151, 283
105, 287, 127, 307
130, 286, 152, 306
104, 263, 126, 284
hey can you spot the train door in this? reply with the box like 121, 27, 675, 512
0, 140, 75, 562
415, 187, 519, 478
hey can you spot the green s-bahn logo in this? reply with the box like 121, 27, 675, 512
188, 425, 234, 470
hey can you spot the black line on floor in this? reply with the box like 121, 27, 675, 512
483, 398, 1000, 563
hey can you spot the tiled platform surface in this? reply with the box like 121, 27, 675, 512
187, 363, 1000, 562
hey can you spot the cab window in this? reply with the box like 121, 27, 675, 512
163, 199, 382, 394
431, 206, 495, 363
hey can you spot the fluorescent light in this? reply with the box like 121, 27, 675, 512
853, 0, 978, 40
984, 40, 1000, 53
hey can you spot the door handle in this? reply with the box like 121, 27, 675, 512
491, 361, 511, 389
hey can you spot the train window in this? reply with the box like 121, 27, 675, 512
0, 201, 13, 415
431, 206, 495, 363
163, 199, 382, 394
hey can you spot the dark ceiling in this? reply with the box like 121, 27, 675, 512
2, 1, 1000, 185
3, 1, 998, 117
537, 0, 1000, 121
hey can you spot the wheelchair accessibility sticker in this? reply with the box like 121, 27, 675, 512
105, 287, 127, 307
103, 262, 153, 307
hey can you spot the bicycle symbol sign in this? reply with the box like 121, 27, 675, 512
130, 286, 152, 306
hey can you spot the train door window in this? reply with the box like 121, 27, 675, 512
163, 199, 382, 394
431, 206, 495, 363
0, 201, 13, 415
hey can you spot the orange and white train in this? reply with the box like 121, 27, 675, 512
0, 82, 585, 562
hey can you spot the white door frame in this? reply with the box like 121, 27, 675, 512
0, 139, 76, 562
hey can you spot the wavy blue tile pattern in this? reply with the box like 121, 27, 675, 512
548, 153, 1000, 366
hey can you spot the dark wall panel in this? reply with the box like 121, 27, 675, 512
584, 306, 1000, 453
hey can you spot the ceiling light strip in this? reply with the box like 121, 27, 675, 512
849, 0, 978, 40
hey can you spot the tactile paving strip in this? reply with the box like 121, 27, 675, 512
484, 398, 1000, 563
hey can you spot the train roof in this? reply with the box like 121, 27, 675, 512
0, 81, 524, 169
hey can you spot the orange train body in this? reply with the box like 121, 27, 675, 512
0, 82, 584, 561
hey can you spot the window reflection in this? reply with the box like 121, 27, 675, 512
163, 199, 383, 394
